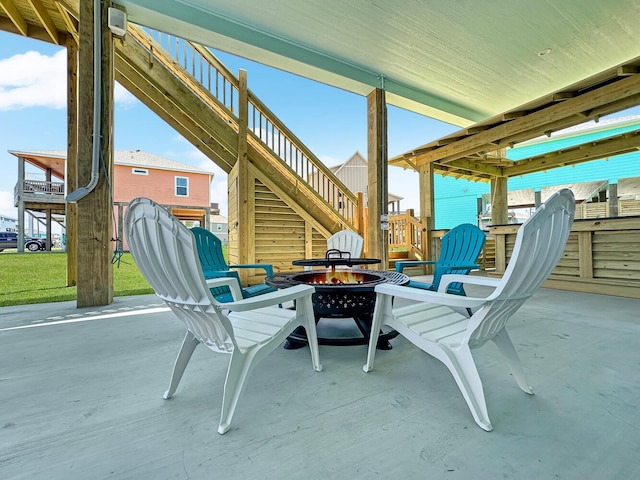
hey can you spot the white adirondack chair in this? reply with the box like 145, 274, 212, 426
327, 230, 364, 257
363, 188, 575, 431
124, 197, 322, 434
304, 230, 364, 271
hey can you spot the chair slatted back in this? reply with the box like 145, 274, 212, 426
327, 230, 364, 257
125, 198, 235, 353
191, 226, 228, 271
434, 224, 486, 294
466, 189, 575, 346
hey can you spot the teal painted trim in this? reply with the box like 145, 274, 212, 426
509, 121, 640, 159
121, 1, 379, 85
508, 153, 640, 189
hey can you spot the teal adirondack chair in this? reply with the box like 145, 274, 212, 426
190, 227, 276, 302
395, 223, 485, 296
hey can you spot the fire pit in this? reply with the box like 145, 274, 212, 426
265, 255, 409, 349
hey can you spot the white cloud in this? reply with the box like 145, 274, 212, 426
0, 50, 67, 110
114, 83, 136, 106
0, 49, 136, 111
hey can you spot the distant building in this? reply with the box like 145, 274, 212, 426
329, 151, 404, 213
431, 115, 640, 229
210, 213, 229, 245
0, 214, 17, 232
8, 149, 219, 251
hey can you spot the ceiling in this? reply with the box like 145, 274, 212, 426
3, 0, 640, 181
113, 0, 640, 127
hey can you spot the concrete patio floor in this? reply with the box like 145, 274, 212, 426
1, 284, 639, 479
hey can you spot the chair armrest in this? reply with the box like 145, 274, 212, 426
229, 263, 274, 276
206, 277, 244, 301
223, 284, 315, 312
439, 263, 480, 270
395, 261, 436, 272
375, 282, 486, 309
437, 274, 501, 293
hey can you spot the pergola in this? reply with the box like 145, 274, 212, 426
2, 0, 640, 306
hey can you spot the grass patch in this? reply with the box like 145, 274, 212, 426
0, 251, 153, 307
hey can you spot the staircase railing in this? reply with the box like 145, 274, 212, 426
389, 209, 425, 259
127, 26, 359, 228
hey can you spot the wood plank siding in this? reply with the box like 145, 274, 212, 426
490, 216, 640, 298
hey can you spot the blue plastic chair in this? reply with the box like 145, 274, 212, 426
190, 227, 276, 302
395, 223, 485, 296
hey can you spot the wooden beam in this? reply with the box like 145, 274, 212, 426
502, 110, 527, 120
505, 129, 640, 176
236, 69, 252, 283
114, 33, 238, 172
66, 36, 78, 287
28, 0, 60, 44
490, 175, 508, 226
617, 66, 640, 76
418, 162, 434, 262
0, 0, 28, 35
437, 158, 505, 176
76, 0, 113, 307
57, 0, 79, 18
56, 1, 79, 42
552, 91, 576, 101
367, 88, 388, 269
413, 73, 640, 165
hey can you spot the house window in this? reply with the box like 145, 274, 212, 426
175, 176, 189, 197
132, 168, 148, 175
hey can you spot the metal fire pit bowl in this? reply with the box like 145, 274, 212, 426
265, 269, 409, 349
268, 269, 393, 317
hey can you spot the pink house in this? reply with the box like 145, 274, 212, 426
10, 149, 214, 252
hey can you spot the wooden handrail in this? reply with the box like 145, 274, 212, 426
127, 25, 358, 229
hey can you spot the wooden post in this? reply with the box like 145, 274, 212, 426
304, 222, 313, 259
608, 181, 619, 217
367, 88, 388, 269
356, 191, 365, 237
17, 157, 25, 253
534, 188, 542, 208
45, 168, 52, 250
236, 69, 252, 283
404, 209, 414, 252
66, 36, 78, 286
418, 162, 434, 262
490, 176, 509, 225
76, 0, 114, 307
578, 231, 594, 279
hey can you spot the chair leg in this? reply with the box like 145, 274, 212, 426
218, 349, 256, 434
164, 331, 200, 400
300, 299, 323, 372
492, 329, 533, 394
442, 345, 493, 431
362, 294, 391, 372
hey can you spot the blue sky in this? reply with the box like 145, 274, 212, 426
0, 30, 459, 221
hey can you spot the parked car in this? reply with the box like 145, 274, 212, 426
0, 232, 46, 252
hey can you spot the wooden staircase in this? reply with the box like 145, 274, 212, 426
114, 26, 361, 276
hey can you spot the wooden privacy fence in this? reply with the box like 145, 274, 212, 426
489, 215, 640, 299
574, 199, 640, 219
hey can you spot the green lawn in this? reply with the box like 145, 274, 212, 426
0, 251, 154, 307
